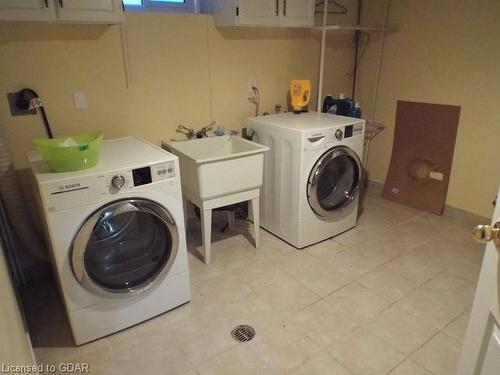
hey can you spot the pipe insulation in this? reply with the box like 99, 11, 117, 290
0, 130, 47, 262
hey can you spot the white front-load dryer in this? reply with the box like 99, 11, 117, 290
246, 112, 365, 248
28, 137, 190, 345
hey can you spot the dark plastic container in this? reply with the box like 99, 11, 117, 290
336, 94, 353, 116
322, 95, 336, 113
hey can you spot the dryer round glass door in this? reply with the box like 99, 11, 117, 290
307, 146, 362, 218
71, 199, 179, 295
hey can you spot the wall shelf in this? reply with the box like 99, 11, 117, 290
313, 25, 391, 33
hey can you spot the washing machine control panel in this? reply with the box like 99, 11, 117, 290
343, 123, 363, 138
304, 122, 364, 150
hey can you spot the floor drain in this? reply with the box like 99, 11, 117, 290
231, 325, 256, 343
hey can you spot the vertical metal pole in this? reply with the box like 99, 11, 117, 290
351, 0, 363, 101
316, 0, 329, 112
119, 23, 132, 89
369, 0, 390, 120
365, 0, 390, 172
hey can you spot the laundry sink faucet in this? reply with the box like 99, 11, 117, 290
176, 125, 195, 139
176, 123, 214, 139
195, 123, 214, 138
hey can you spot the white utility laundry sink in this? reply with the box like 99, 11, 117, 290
164, 135, 268, 201
163, 135, 269, 264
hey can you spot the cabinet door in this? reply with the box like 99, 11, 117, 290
279, 0, 314, 27
55, 0, 124, 23
0, 0, 55, 21
238, 0, 279, 26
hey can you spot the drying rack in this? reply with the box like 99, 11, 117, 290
363, 120, 385, 167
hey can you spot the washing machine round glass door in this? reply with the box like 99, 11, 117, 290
307, 146, 362, 218
71, 198, 179, 296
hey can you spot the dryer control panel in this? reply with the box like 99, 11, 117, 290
40, 161, 177, 212
104, 161, 175, 192
132, 162, 175, 187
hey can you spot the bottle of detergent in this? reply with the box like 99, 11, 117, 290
336, 93, 353, 116
351, 102, 362, 118
290, 79, 312, 114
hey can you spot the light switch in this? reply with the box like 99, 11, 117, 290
73, 91, 87, 110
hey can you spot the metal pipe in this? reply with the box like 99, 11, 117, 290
316, 0, 329, 112
119, 23, 132, 89
351, 0, 363, 100
370, 0, 390, 120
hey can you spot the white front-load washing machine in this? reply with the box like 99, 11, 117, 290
246, 112, 365, 248
28, 137, 190, 345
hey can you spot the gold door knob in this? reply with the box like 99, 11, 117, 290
472, 222, 500, 245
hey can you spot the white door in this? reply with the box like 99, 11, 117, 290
55, 0, 123, 23
457, 187, 500, 374
279, 0, 315, 27
237, 0, 278, 26
0, 0, 55, 21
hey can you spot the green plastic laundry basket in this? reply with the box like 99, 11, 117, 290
34, 131, 103, 172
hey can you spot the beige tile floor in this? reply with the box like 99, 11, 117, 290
28, 190, 484, 375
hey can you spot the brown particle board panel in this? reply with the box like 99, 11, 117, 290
382, 101, 461, 214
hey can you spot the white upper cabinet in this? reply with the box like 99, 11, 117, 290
0, 0, 55, 22
213, 0, 315, 28
279, 0, 315, 27
0, 0, 124, 23
55, 0, 124, 23
238, 0, 278, 26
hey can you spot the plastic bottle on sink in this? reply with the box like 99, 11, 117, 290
351, 102, 362, 118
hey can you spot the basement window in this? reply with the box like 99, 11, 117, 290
123, 0, 197, 13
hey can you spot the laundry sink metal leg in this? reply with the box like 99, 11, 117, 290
251, 197, 260, 248
182, 197, 190, 228
187, 189, 260, 265
200, 208, 212, 265
228, 210, 236, 230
